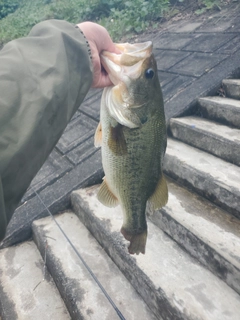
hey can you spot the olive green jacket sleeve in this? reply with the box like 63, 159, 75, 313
0, 20, 93, 241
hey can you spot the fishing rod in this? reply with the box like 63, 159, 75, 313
32, 188, 126, 320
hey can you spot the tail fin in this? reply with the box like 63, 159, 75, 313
121, 227, 147, 255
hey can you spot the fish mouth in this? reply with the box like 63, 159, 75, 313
101, 41, 153, 85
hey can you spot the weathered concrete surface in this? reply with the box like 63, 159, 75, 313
182, 33, 237, 53
168, 52, 228, 77
71, 187, 240, 320
21, 149, 73, 202
0, 241, 70, 320
222, 79, 240, 100
198, 96, 240, 128
163, 138, 240, 219
32, 212, 157, 320
170, 116, 240, 165
149, 178, 240, 295
0, 150, 103, 249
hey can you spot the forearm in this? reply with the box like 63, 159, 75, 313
0, 20, 93, 240
0, 19, 93, 172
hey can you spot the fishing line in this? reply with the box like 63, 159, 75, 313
32, 188, 126, 320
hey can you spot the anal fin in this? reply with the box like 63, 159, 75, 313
97, 178, 119, 207
148, 174, 168, 212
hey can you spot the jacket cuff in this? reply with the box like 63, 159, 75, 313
75, 25, 92, 62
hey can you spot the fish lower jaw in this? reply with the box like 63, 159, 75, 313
121, 227, 147, 255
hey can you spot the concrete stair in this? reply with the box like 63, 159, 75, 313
70, 79, 240, 319
197, 96, 240, 128
0, 241, 70, 319
169, 116, 240, 165
149, 178, 240, 295
163, 137, 240, 219
71, 187, 240, 320
0, 212, 157, 320
68, 87, 240, 317
1, 77, 240, 320
222, 79, 240, 101
32, 212, 156, 320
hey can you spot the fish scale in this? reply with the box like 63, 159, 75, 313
95, 42, 168, 254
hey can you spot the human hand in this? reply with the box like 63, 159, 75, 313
77, 21, 120, 88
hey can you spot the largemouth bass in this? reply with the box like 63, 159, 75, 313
94, 41, 168, 255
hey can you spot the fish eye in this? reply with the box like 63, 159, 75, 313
145, 68, 155, 79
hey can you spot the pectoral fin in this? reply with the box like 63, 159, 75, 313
148, 174, 168, 212
108, 124, 127, 156
97, 178, 119, 207
94, 122, 102, 147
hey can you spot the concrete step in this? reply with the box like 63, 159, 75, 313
0, 241, 70, 320
198, 96, 240, 128
71, 187, 240, 320
32, 212, 157, 320
222, 79, 240, 100
163, 138, 240, 219
149, 178, 240, 295
169, 116, 240, 166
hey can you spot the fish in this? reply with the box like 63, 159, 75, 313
94, 41, 168, 255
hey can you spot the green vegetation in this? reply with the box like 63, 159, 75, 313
194, 0, 222, 14
0, 0, 20, 19
0, 0, 230, 45
98, 0, 169, 37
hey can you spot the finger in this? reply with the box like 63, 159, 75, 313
99, 37, 121, 55
94, 27, 121, 55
